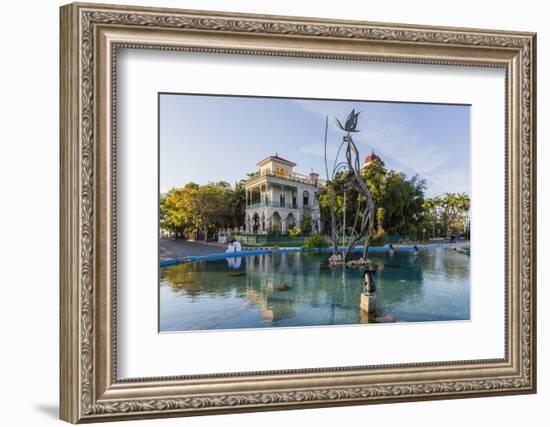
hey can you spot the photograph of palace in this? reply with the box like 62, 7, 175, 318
243, 154, 322, 235
158, 93, 471, 332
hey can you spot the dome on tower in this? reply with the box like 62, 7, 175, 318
362, 150, 382, 169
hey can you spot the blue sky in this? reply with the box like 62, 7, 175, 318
159, 93, 470, 197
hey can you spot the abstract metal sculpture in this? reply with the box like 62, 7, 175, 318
324, 110, 376, 264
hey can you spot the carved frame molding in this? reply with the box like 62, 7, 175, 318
60, 2, 536, 423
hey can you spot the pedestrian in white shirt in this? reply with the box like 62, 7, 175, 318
226, 238, 242, 253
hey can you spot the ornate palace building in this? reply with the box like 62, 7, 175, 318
243, 155, 323, 234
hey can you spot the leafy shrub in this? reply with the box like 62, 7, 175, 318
302, 234, 330, 249
288, 227, 302, 237
370, 230, 387, 247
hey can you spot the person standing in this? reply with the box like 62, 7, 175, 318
226, 238, 242, 253
226, 238, 235, 253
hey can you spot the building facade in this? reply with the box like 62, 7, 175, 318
243, 155, 322, 234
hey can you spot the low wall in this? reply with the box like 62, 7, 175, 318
159, 242, 468, 268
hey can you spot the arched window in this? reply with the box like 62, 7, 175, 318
303, 190, 309, 206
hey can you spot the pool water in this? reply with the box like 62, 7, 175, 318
159, 249, 470, 332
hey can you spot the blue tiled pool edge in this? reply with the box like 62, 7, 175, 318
159, 242, 468, 268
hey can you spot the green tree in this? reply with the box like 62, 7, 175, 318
364, 163, 426, 235
439, 192, 454, 237
319, 172, 365, 239
195, 183, 234, 241
300, 211, 313, 234
376, 207, 385, 233
362, 160, 387, 216
302, 234, 330, 249
440, 192, 470, 237
422, 196, 442, 238
379, 172, 426, 235
232, 180, 247, 228
160, 181, 246, 241
319, 167, 426, 238
160, 183, 200, 239
422, 193, 470, 238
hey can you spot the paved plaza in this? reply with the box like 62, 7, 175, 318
159, 239, 226, 261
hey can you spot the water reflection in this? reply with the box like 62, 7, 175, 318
160, 249, 470, 332
226, 256, 242, 269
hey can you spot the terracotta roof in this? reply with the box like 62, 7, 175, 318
257, 154, 297, 167
364, 150, 381, 164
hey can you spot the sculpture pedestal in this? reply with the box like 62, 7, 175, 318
360, 292, 376, 314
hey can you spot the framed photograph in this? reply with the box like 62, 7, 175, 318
60, 2, 537, 423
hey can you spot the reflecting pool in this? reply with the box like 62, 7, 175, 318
159, 249, 470, 332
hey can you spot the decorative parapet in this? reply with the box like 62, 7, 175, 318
245, 171, 319, 187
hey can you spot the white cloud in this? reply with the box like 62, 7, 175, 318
299, 144, 327, 157
422, 168, 471, 197
292, 99, 467, 194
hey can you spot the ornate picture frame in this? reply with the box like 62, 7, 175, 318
60, 2, 536, 423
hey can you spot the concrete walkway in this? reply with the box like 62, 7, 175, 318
159, 239, 226, 261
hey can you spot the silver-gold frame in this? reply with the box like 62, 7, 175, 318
60, 2, 537, 423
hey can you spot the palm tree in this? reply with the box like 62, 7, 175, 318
441, 193, 456, 238
455, 192, 471, 237
423, 196, 441, 238
440, 192, 471, 238
455, 192, 471, 211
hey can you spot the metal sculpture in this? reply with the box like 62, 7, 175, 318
324, 110, 376, 265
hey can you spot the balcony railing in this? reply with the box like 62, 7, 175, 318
247, 201, 298, 209
246, 201, 318, 210
246, 171, 315, 186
